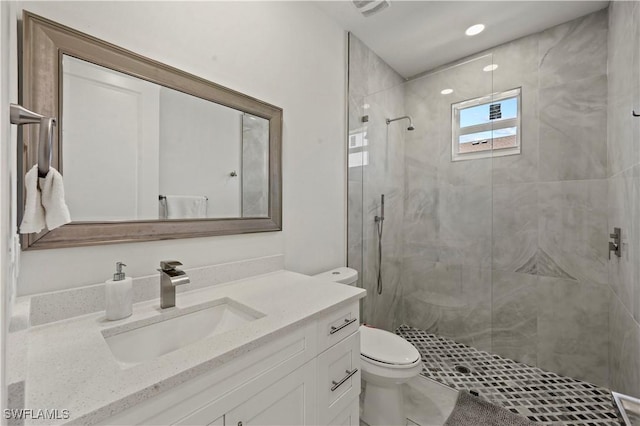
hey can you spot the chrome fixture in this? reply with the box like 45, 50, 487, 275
331, 368, 359, 391
330, 317, 358, 335
609, 227, 622, 259
386, 115, 415, 131
352, 0, 390, 17
10, 103, 55, 178
113, 262, 127, 281
375, 194, 385, 295
159, 260, 190, 309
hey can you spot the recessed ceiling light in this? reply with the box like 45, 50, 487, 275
483, 64, 499, 72
465, 24, 485, 36
440, 89, 453, 95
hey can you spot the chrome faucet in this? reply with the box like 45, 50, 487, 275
159, 260, 190, 309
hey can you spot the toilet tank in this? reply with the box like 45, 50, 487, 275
313, 267, 358, 285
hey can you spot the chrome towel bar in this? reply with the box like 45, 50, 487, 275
10, 103, 55, 178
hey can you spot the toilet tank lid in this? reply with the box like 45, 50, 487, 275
313, 267, 358, 284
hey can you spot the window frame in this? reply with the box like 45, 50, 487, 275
451, 87, 522, 162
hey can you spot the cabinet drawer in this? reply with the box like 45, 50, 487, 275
317, 331, 360, 425
316, 302, 359, 353
101, 323, 316, 425
327, 399, 359, 426
225, 360, 317, 426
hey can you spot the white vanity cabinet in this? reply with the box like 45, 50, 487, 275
100, 302, 360, 426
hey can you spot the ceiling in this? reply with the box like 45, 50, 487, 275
314, 1, 609, 79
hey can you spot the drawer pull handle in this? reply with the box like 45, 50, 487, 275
330, 318, 357, 335
331, 368, 358, 392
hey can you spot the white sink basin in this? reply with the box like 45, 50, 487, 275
103, 299, 263, 368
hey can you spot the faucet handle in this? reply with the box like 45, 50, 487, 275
160, 260, 183, 271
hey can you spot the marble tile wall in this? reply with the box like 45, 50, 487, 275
241, 114, 269, 217
399, 9, 610, 387
607, 0, 640, 398
347, 35, 406, 331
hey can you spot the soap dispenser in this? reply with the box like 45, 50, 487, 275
105, 262, 133, 321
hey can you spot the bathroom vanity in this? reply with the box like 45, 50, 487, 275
20, 270, 365, 425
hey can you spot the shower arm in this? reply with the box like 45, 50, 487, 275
385, 115, 415, 131
386, 116, 410, 125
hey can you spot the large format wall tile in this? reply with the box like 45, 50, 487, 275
608, 1, 639, 105
608, 166, 638, 315
403, 157, 438, 251
606, 0, 640, 176
634, 165, 640, 323
492, 183, 538, 272
607, 95, 638, 177
538, 9, 608, 89
491, 271, 539, 366
538, 180, 608, 286
401, 264, 492, 352
437, 184, 492, 268
537, 277, 609, 387
538, 75, 607, 182
609, 291, 640, 397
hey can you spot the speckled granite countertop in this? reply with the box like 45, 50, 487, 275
23, 270, 365, 425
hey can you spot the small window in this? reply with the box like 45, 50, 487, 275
451, 88, 521, 161
348, 128, 369, 168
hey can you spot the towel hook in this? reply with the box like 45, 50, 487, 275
10, 103, 55, 178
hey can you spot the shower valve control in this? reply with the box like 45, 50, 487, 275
609, 227, 621, 259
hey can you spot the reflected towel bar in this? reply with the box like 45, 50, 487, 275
159, 195, 209, 201
10, 103, 55, 178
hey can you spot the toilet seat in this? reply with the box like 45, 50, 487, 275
359, 325, 420, 368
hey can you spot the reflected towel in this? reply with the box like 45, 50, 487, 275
40, 167, 71, 230
19, 165, 45, 234
164, 195, 207, 219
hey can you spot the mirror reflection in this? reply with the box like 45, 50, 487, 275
61, 55, 269, 222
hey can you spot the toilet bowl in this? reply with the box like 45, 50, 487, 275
314, 268, 423, 426
359, 325, 422, 426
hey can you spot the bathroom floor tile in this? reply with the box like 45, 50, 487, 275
396, 325, 623, 426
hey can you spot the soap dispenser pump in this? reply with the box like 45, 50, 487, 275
105, 262, 133, 321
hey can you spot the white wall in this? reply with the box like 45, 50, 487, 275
159, 87, 242, 218
13, 1, 347, 295
1, 0, 18, 412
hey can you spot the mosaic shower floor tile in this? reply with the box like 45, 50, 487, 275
396, 325, 623, 426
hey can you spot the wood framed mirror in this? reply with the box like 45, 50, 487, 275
19, 11, 282, 250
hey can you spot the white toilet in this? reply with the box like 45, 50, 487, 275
314, 267, 423, 426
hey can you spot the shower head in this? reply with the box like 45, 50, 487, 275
386, 115, 415, 131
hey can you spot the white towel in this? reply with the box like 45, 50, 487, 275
19, 165, 45, 234
40, 167, 71, 230
164, 195, 207, 219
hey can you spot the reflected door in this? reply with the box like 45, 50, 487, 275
62, 56, 160, 221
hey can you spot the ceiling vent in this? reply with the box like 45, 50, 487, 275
352, 0, 390, 17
